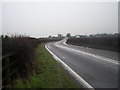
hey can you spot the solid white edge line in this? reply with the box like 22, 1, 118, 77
45, 44, 94, 90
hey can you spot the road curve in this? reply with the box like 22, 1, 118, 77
46, 39, 119, 89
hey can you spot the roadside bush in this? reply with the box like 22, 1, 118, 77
40, 38, 63, 42
67, 34, 119, 52
2, 35, 40, 78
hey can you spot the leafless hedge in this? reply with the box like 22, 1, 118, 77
2, 35, 40, 78
67, 34, 119, 52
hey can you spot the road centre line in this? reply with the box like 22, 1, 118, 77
54, 42, 119, 65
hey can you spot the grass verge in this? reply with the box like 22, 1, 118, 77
13, 43, 80, 88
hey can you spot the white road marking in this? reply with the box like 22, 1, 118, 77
54, 42, 119, 65
45, 44, 94, 90
63, 42, 67, 45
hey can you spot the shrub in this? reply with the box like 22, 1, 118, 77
67, 34, 119, 52
2, 35, 40, 78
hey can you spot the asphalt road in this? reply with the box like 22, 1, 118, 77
46, 39, 119, 88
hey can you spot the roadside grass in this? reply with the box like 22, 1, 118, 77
14, 43, 80, 88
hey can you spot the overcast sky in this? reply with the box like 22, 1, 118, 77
1, 1, 118, 37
